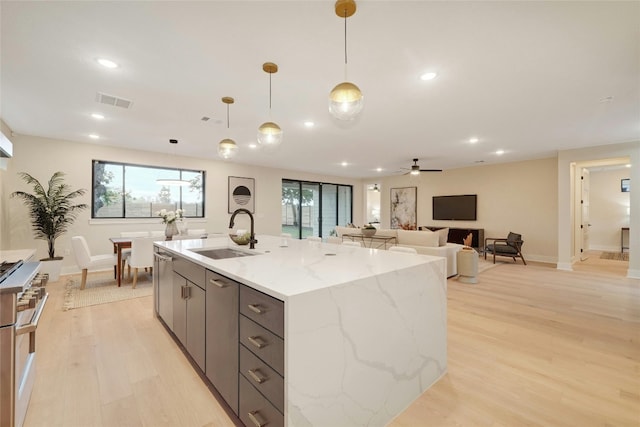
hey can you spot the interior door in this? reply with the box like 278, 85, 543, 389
581, 168, 590, 260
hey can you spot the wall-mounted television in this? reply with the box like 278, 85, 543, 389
432, 194, 477, 221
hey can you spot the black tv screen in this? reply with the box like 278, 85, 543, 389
432, 195, 477, 221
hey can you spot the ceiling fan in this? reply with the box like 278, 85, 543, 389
403, 158, 442, 175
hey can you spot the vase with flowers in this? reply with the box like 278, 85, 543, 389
157, 208, 184, 240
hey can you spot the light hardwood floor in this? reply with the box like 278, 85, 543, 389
25, 255, 639, 427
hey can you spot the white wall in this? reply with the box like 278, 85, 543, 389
376, 157, 558, 263
2, 133, 364, 274
588, 168, 631, 252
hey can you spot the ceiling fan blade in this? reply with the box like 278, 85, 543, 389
420, 169, 442, 172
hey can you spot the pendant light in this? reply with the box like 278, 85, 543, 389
218, 97, 238, 160
329, 0, 363, 121
157, 139, 190, 186
257, 62, 283, 149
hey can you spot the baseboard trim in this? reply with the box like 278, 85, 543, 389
556, 262, 573, 271
627, 269, 640, 280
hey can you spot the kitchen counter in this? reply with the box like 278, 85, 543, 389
155, 235, 447, 427
0, 249, 36, 263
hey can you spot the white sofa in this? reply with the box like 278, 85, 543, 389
334, 226, 464, 277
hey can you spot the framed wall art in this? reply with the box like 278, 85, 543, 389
390, 187, 417, 230
228, 176, 255, 213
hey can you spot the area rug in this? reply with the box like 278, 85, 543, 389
63, 273, 152, 311
477, 257, 506, 274
600, 251, 629, 261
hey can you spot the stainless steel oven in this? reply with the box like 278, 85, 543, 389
0, 261, 48, 427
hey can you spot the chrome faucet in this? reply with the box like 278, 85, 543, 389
229, 208, 258, 249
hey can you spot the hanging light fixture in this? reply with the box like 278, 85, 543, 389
218, 97, 238, 160
329, 0, 363, 121
257, 62, 283, 149
157, 139, 190, 186
373, 183, 380, 192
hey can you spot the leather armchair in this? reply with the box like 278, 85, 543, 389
484, 232, 526, 265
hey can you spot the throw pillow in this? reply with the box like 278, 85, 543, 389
437, 228, 449, 246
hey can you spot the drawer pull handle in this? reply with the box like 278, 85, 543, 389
247, 336, 267, 349
209, 278, 226, 288
247, 304, 264, 314
247, 368, 267, 384
248, 411, 266, 427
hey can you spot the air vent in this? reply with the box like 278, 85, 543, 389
96, 92, 132, 109
201, 116, 210, 122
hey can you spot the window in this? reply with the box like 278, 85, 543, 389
92, 160, 205, 218
282, 179, 352, 239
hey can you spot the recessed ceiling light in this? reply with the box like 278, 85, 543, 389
469, 137, 479, 143
97, 58, 118, 69
89, 134, 100, 139
626, 164, 631, 168
91, 113, 104, 120
420, 72, 437, 81
496, 149, 504, 155
248, 143, 258, 149
304, 121, 314, 128
341, 161, 348, 167
376, 167, 383, 172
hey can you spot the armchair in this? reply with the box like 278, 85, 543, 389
484, 232, 526, 265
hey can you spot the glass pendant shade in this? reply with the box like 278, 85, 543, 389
257, 121, 283, 148
329, 82, 363, 121
218, 138, 238, 159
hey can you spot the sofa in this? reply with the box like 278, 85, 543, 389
334, 226, 464, 277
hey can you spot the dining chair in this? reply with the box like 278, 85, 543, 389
326, 236, 342, 244
119, 231, 150, 276
150, 230, 165, 238
306, 236, 321, 242
127, 236, 156, 288
71, 236, 117, 290
388, 246, 418, 254
342, 241, 363, 247
280, 233, 292, 238
187, 228, 207, 236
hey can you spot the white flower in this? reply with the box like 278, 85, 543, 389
157, 209, 184, 224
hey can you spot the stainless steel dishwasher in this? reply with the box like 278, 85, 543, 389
153, 248, 174, 329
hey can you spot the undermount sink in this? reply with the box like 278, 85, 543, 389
191, 248, 258, 260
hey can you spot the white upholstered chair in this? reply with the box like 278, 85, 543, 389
150, 230, 165, 238
187, 228, 207, 236
342, 241, 363, 247
280, 233, 292, 238
389, 246, 418, 254
306, 236, 321, 242
71, 236, 117, 290
127, 237, 155, 288
326, 236, 342, 244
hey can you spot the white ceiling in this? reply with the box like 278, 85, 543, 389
1, 1, 638, 179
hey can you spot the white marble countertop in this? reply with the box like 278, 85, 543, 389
0, 249, 37, 263
155, 234, 443, 300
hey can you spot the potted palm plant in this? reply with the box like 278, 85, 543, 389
11, 171, 88, 281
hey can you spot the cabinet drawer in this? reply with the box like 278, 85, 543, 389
239, 375, 284, 427
173, 257, 205, 289
240, 345, 284, 413
240, 285, 284, 338
240, 316, 284, 376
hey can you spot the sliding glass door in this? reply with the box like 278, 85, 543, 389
282, 179, 352, 239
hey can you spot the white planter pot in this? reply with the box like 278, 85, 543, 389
38, 258, 63, 282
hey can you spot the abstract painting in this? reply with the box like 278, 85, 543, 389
390, 187, 417, 230
228, 176, 255, 213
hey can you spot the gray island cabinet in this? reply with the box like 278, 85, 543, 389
154, 235, 447, 427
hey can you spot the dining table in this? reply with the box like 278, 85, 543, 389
109, 237, 132, 287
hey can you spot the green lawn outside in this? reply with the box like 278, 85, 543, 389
281, 225, 314, 239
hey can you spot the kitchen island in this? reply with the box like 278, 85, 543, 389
154, 235, 447, 427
